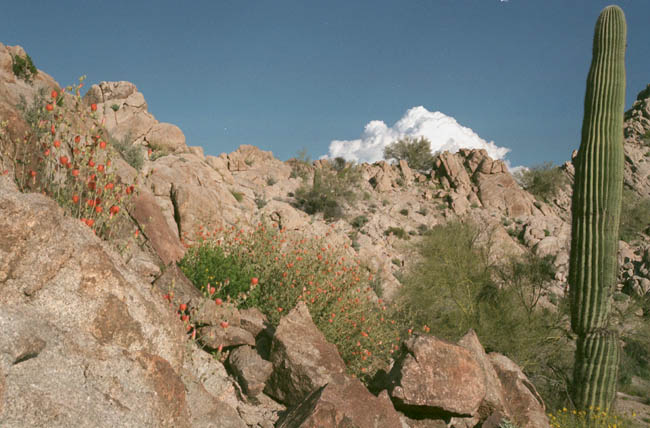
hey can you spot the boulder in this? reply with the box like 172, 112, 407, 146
130, 188, 186, 265
476, 170, 537, 217
227, 345, 273, 397
276, 374, 402, 428
386, 335, 486, 417
84, 81, 158, 142
152, 264, 204, 308
488, 353, 550, 428
146, 122, 188, 153
0, 175, 245, 427
265, 302, 347, 406
458, 330, 509, 420
205, 155, 235, 184
197, 325, 256, 350
191, 299, 241, 327
239, 308, 275, 359
399, 159, 414, 183
437, 151, 471, 193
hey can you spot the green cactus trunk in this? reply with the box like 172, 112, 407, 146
572, 331, 620, 410
569, 5, 626, 412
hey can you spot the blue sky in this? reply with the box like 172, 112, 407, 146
2, 1, 649, 167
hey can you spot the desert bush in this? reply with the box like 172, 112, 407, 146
11, 53, 37, 83
351, 215, 369, 228
178, 223, 406, 381
514, 162, 567, 202
108, 133, 143, 171
0, 78, 136, 240
230, 190, 244, 202
383, 136, 434, 172
288, 148, 312, 179
384, 226, 409, 240
395, 221, 572, 409
148, 141, 172, 161
619, 188, 650, 242
642, 129, 650, 145
294, 163, 361, 220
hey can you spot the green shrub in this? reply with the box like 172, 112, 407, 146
383, 136, 434, 172
288, 148, 312, 179
266, 177, 277, 186
399, 208, 409, 216
148, 141, 172, 161
255, 197, 267, 209
351, 215, 369, 228
619, 188, 650, 242
11, 53, 37, 83
384, 226, 409, 240
109, 133, 144, 171
294, 164, 361, 220
395, 221, 572, 409
178, 243, 256, 301
230, 190, 244, 202
642, 129, 650, 145
178, 224, 405, 381
514, 162, 567, 202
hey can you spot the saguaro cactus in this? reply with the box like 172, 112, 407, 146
569, 4, 626, 411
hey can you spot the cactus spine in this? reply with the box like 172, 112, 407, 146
569, 5, 626, 411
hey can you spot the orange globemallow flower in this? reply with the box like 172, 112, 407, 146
71, 169, 79, 177
91, 103, 97, 111
95, 206, 103, 214
46, 104, 54, 111
51, 90, 58, 99
44, 149, 50, 156
99, 141, 106, 149
97, 164, 105, 173
251, 277, 259, 285
72, 195, 79, 204
51, 124, 55, 135
53, 140, 61, 148
74, 135, 81, 144
59, 156, 68, 165
109, 205, 119, 215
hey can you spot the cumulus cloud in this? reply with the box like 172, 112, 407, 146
326, 106, 511, 166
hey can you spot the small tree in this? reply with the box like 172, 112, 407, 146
11, 53, 38, 84
514, 162, 567, 203
383, 136, 434, 172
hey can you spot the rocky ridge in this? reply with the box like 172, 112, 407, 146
1, 41, 650, 427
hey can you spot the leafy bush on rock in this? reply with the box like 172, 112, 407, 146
178, 223, 407, 381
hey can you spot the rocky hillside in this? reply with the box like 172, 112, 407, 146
1, 41, 650, 427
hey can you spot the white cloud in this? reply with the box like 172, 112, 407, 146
326, 106, 511, 166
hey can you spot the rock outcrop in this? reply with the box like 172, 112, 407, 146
0, 174, 247, 428
2, 41, 649, 426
